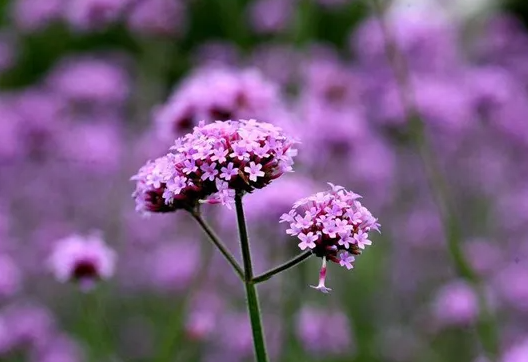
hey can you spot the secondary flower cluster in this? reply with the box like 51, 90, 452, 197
281, 183, 380, 293
132, 119, 298, 213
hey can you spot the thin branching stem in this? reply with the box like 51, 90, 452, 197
369, 0, 499, 358
252, 251, 313, 284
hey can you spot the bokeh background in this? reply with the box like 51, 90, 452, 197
1, 0, 528, 361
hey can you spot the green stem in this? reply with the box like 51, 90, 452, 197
216, 0, 246, 47
190, 211, 244, 280
369, 0, 499, 358
252, 251, 312, 284
292, 0, 316, 48
235, 193, 269, 362
80, 288, 111, 362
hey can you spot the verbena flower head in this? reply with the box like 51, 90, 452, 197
47, 232, 116, 290
132, 119, 298, 213
281, 183, 379, 292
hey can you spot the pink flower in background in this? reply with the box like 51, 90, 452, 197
0, 35, 15, 73
185, 291, 225, 341
45, 55, 130, 105
127, 0, 187, 37
476, 14, 528, 82
352, 9, 460, 73
148, 241, 199, 292
154, 67, 288, 138
57, 122, 124, 173
375, 74, 475, 131
0, 100, 20, 159
501, 338, 528, 362
0, 303, 56, 350
132, 119, 298, 213
464, 239, 503, 277
2, 90, 65, 160
249, 43, 299, 86
0, 254, 22, 298
209, 312, 283, 361
48, 232, 116, 290
296, 306, 355, 355
494, 265, 528, 312
65, 0, 130, 31
193, 41, 241, 68
31, 334, 84, 362
299, 58, 362, 109
431, 280, 479, 327
11, 0, 63, 32
247, 0, 294, 35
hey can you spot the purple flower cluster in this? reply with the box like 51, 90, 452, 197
132, 119, 298, 213
281, 183, 379, 292
281, 183, 379, 260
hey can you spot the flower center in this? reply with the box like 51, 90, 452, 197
73, 260, 98, 281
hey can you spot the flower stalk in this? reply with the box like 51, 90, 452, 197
190, 209, 244, 281
235, 193, 269, 362
252, 251, 312, 284
369, 0, 499, 358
